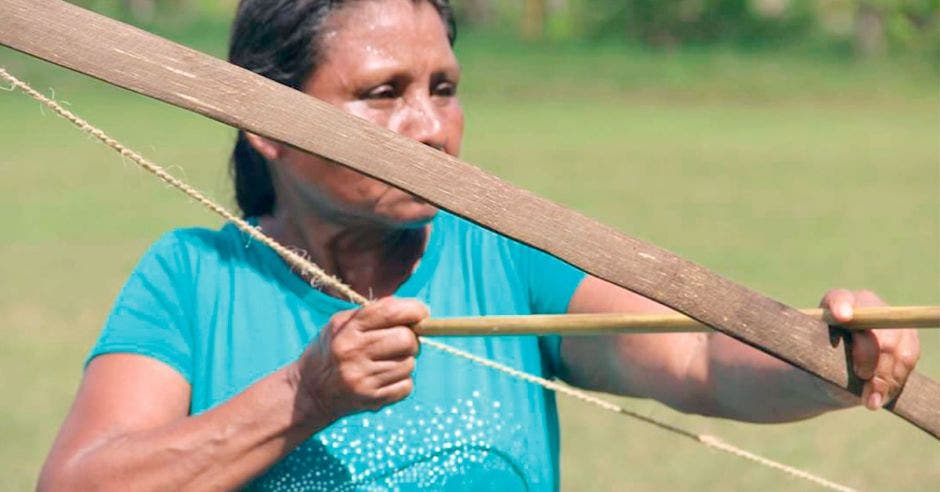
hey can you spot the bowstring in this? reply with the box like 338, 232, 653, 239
0, 67, 857, 492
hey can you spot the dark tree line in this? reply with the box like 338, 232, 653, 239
72, 0, 939, 58
454, 0, 938, 57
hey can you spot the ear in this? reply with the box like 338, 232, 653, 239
244, 132, 283, 161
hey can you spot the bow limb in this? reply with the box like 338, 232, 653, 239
2, 0, 937, 438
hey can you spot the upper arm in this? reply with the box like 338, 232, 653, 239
44, 232, 197, 477
559, 276, 713, 410
41, 354, 191, 484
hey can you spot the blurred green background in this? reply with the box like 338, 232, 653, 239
1, 0, 938, 490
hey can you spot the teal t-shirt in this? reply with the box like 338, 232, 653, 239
89, 210, 586, 491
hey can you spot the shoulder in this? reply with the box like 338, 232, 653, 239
434, 210, 568, 269
142, 223, 246, 269
149, 224, 234, 254
434, 209, 524, 254
120, 224, 255, 295
112, 223, 253, 322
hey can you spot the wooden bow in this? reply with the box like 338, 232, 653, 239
2, 0, 937, 438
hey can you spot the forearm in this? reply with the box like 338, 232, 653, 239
41, 362, 327, 491
563, 332, 854, 422
563, 276, 857, 423
698, 332, 855, 422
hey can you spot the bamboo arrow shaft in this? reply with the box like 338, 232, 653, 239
2, 0, 938, 438
416, 306, 940, 336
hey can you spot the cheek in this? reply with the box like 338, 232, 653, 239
280, 150, 377, 201
341, 100, 464, 156
339, 101, 393, 129
316, 166, 389, 206
281, 150, 332, 181
445, 103, 465, 156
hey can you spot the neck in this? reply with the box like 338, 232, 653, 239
259, 208, 430, 300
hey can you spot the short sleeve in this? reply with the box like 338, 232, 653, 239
515, 244, 586, 378
86, 233, 194, 382
520, 247, 586, 315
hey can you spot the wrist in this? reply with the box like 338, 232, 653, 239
282, 361, 334, 431
809, 375, 858, 409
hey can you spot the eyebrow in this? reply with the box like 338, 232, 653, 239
346, 60, 460, 88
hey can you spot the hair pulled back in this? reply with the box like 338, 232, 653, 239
228, 0, 456, 216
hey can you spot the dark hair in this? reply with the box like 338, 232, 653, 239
228, 0, 456, 217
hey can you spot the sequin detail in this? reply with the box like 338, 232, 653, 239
249, 394, 528, 491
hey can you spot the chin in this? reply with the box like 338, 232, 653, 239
389, 203, 439, 229
367, 191, 439, 228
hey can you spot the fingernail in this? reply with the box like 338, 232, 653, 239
868, 392, 882, 410
839, 304, 853, 320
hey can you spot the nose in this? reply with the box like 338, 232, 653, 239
396, 93, 446, 151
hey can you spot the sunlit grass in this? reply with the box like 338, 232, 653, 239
1, 28, 937, 491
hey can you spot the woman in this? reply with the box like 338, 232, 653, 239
39, 0, 920, 490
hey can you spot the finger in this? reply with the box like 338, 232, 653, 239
367, 356, 416, 387
351, 297, 430, 332
891, 329, 920, 389
863, 349, 897, 410
852, 289, 886, 308
372, 377, 415, 407
820, 288, 855, 323
851, 330, 879, 380
327, 309, 358, 336
862, 355, 897, 410
363, 326, 420, 359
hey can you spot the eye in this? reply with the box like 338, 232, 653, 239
433, 80, 457, 97
362, 83, 399, 100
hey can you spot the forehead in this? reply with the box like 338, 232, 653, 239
318, 0, 456, 74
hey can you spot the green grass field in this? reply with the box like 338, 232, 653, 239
1, 25, 938, 491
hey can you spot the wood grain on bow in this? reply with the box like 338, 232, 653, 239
1, 0, 937, 438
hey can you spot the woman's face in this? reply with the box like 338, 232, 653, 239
268, 0, 463, 227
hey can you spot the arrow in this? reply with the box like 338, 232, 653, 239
416, 306, 940, 336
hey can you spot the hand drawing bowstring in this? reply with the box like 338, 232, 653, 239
1, 67, 857, 492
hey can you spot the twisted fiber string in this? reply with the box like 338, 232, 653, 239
1, 67, 856, 492
0, 69, 361, 304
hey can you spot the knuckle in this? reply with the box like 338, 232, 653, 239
371, 297, 398, 314
897, 347, 920, 368
331, 337, 358, 359
354, 303, 381, 321
869, 375, 891, 393
338, 370, 358, 390
891, 364, 912, 386
394, 328, 417, 349
328, 309, 355, 330
338, 367, 369, 393
874, 332, 899, 351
